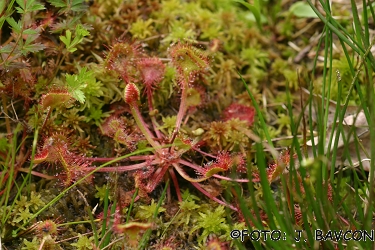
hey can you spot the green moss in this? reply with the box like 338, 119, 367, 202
130, 18, 154, 39
135, 199, 166, 220
71, 234, 95, 249
190, 205, 231, 243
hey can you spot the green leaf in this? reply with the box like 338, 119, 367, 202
60, 26, 90, 53
15, 0, 26, 13
16, 0, 45, 13
68, 47, 77, 53
23, 28, 39, 35
47, 0, 86, 14
0, 0, 6, 14
28, 2, 45, 12
6, 17, 21, 33
71, 0, 87, 12
47, 0, 67, 8
21, 43, 45, 55
65, 67, 96, 104
60, 29, 72, 48
76, 24, 90, 37
15, 7, 24, 14
233, 0, 262, 30
66, 74, 85, 103
290, 2, 318, 18
0, 44, 13, 54
69, 24, 90, 50
24, 35, 39, 46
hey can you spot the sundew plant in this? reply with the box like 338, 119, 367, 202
1, 0, 375, 249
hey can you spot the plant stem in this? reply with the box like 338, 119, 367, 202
147, 91, 162, 139
86, 160, 159, 172
173, 163, 209, 183
174, 85, 188, 133
130, 104, 161, 152
191, 182, 238, 211
17, 168, 56, 180
84, 155, 153, 162
178, 160, 250, 182
168, 168, 182, 201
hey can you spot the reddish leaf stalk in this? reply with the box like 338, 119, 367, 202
191, 182, 238, 211
178, 159, 249, 183
168, 168, 182, 201
129, 104, 161, 152
174, 84, 188, 132
85, 160, 158, 173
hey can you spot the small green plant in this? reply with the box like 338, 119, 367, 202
59, 24, 90, 53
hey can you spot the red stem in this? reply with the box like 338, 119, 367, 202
191, 146, 217, 159
146, 164, 169, 192
147, 92, 163, 139
169, 168, 182, 202
86, 160, 159, 172
130, 104, 162, 152
174, 83, 188, 133
178, 159, 249, 183
191, 182, 238, 211
18, 168, 56, 180
84, 155, 154, 162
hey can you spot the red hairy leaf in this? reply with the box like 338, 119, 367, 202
137, 57, 165, 97
40, 87, 72, 110
222, 103, 255, 126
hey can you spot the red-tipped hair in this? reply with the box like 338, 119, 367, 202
105, 41, 143, 84
137, 57, 165, 97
